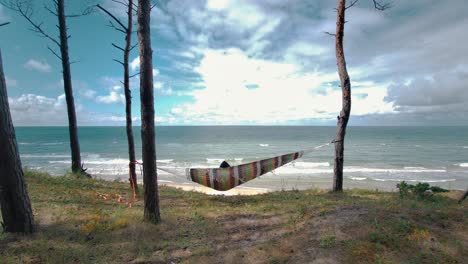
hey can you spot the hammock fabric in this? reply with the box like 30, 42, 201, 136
187, 151, 304, 191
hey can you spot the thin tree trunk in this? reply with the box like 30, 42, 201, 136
57, 0, 83, 174
0, 50, 35, 233
124, 0, 138, 195
333, 0, 351, 192
137, 0, 160, 223
458, 189, 468, 204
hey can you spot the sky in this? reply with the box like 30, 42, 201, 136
0, 0, 467, 126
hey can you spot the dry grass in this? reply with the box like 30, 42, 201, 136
0, 171, 466, 263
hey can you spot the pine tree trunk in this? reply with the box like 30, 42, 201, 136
0, 50, 35, 233
137, 0, 160, 223
124, 0, 138, 194
57, 0, 83, 174
333, 0, 351, 192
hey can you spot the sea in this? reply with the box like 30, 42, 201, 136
16, 126, 468, 191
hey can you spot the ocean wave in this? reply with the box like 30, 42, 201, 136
85, 159, 129, 165
22, 154, 70, 158
404, 166, 426, 170
458, 163, 468, 167
157, 159, 174, 163
373, 178, 456, 183
50, 159, 129, 165
349, 177, 367, 181
19, 142, 34, 145
274, 165, 447, 175
85, 154, 101, 159
290, 161, 330, 168
206, 158, 225, 163
42, 142, 65, 145
463, 146, 468, 149
259, 144, 269, 147
89, 170, 123, 175
345, 167, 446, 173
49, 160, 71, 164
275, 167, 331, 174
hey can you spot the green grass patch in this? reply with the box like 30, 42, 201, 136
0, 171, 465, 264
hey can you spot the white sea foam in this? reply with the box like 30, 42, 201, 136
259, 144, 269, 147
463, 146, 468, 149
349, 177, 367, 181
19, 142, 34, 145
345, 167, 446, 173
42, 142, 64, 145
290, 161, 330, 168
275, 167, 332, 174
404, 166, 426, 170
458, 163, 468, 167
373, 178, 456, 183
85, 154, 101, 159
49, 160, 71, 164
157, 159, 174, 163
274, 164, 447, 175
85, 159, 129, 165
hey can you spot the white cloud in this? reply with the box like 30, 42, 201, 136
108, 115, 140, 122
154, 81, 173, 96
153, 68, 159, 76
96, 86, 125, 104
81, 89, 97, 100
8, 93, 140, 126
93, 76, 143, 104
162, 87, 173, 95
24, 59, 52, 73
171, 107, 183, 114
9, 94, 69, 125
130, 57, 159, 77
206, 0, 230, 11
130, 57, 140, 71
172, 48, 393, 124
154, 82, 163, 90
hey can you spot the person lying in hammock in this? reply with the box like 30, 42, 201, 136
219, 160, 230, 168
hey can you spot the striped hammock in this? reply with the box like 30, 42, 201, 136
187, 151, 304, 191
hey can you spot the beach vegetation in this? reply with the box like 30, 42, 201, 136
397, 181, 449, 197
0, 171, 465, 263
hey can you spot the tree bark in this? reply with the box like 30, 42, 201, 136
333, 0, 351, 192
0, 50, 35, 233
57, 0, 83, 174
137, 0, 160, 223
123, 0, 138, 195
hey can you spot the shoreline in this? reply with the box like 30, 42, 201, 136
89, 170, 466, 195
160, 182, 271, 196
